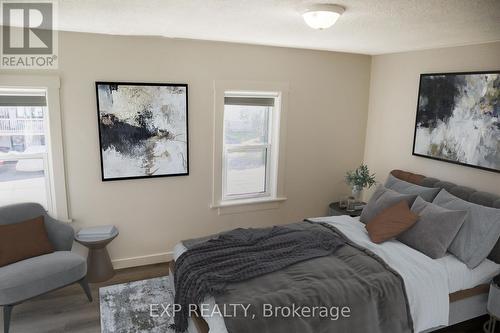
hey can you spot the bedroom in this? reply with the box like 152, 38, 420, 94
0, 0, 499, 332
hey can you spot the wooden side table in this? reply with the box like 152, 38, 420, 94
329, 202, 364, 217
75, 229, 118, 283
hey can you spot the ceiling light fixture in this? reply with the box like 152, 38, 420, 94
302, 4, 345, 30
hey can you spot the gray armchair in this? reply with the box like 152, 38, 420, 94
0, 203, 92, 333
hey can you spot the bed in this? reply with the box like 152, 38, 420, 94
171, 170, 500, 333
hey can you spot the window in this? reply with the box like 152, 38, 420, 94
0, 90, 51, 209
223, 93, 276, 200
16, 106, 45, 119
0, 109, 9, 118
213, 81, 288, 213
0, 76, 68, 220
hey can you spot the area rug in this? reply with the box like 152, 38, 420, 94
100, 275, 176, 333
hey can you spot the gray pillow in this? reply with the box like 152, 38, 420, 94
433, 189, 500, 269
397, 197, 467, 259
360, 185, 417, 224
385, 174, 441, 202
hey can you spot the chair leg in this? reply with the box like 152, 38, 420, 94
3, 305, 13, 333
78, 277, 93, 302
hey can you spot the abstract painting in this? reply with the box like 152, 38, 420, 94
96, 82, 188, 181
413, 71, 500, 173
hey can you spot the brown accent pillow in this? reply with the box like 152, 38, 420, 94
365, 201, 419, 244
0, 216, 54, 267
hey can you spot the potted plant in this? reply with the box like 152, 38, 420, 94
345, 164, 376, 201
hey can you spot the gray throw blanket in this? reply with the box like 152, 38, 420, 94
178, 221, 413, 333
171, 224, 345, 332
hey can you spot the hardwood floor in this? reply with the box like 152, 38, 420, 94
1, 262, 495, 332
438, 315, 492, 333
1, 263, 169, 333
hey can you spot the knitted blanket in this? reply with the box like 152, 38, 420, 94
171, 224, 345, 332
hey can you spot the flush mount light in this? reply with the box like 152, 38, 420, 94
302, 4, 345, 30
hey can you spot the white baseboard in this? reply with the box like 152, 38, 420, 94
112, 251, 173, 270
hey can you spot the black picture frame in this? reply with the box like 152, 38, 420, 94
412, 70, 500, 174
95, 81, 189, 181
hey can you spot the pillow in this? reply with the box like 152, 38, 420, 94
0, 216, 54, 267
360, 185, 418, 224
385, 173, 441, 202
397, 197, 467, 259
365, 201, 419, 243
433, 189, 500, 268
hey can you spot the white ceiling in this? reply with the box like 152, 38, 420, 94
57, 0, 500, 55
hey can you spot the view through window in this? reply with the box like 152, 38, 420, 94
0, 89, 50, 209
222, 93, 278, 200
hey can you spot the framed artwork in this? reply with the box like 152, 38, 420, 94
413, 71, 500, 173
95, 82, 189, 181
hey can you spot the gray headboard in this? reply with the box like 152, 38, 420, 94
391, 170, 500, 264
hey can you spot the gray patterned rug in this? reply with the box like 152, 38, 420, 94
100, 276, 176, 333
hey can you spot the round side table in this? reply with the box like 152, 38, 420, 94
75, 229, 118, 283
329, 202, 364, 217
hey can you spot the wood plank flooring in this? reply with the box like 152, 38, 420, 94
1, 263, 169, 333
0, 263, 495, 332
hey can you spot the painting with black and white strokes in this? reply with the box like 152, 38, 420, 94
96, 82, 188, 181
413, 72, 500, 173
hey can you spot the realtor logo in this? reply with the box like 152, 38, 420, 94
1, 0, 58, 69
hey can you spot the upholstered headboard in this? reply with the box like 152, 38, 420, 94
390, 170, 500, 264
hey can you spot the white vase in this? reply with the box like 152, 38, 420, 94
351, 185, 362, 201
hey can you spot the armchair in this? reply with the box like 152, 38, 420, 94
0, 203, 91, 333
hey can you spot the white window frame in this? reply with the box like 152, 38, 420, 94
222, 91, 276, 201
0, 75, 69, 221
212, 81, 288, 214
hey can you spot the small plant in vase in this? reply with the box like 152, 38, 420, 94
345, 164, 376, 202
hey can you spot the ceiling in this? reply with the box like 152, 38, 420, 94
57, 0, 500, 55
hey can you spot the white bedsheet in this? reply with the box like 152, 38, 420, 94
437, 255, 500, 293
309, 216, 450, 332
172, 215, 500, 333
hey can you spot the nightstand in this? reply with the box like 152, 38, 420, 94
329, 202, 364, 217
484, 280, 500, 333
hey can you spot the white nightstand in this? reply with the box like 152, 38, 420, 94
484, 280, 500, 333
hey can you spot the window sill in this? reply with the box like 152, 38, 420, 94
211, 197, 287, 215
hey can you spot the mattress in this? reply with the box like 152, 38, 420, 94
172, 215, 500, 333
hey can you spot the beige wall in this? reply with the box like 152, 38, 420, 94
53, 32, 370, 267
364, 42, 500, 196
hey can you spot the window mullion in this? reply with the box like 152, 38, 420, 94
1, 153, 45, 160
225, 144, 269, 152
